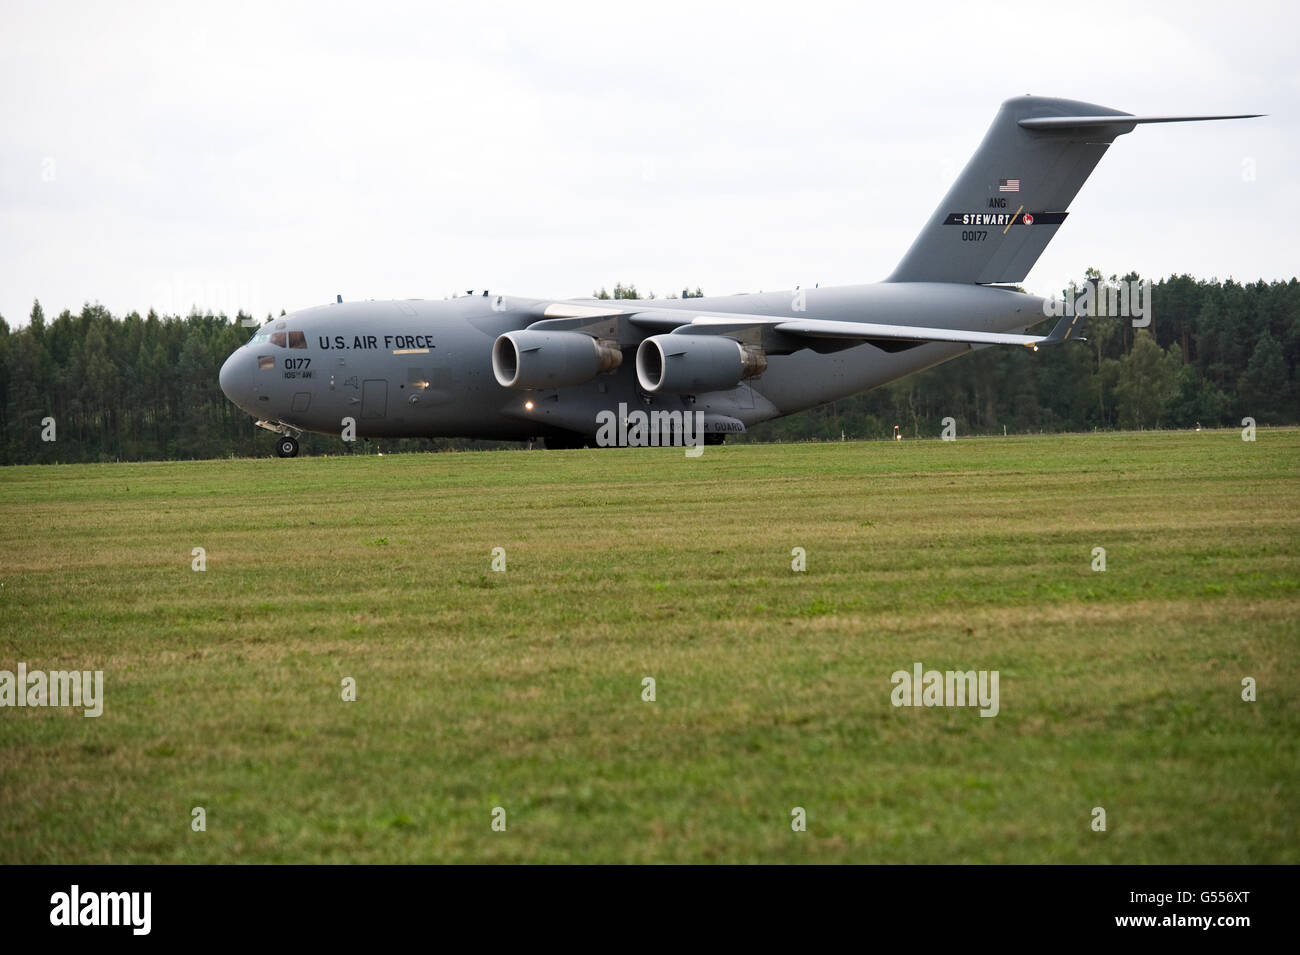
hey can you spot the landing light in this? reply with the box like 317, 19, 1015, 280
524, 400, 535, 411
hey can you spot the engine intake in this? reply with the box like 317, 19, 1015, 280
492, 330, 622, 390
635, 334, 767, 394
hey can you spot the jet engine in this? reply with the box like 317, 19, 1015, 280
492, 330, 623, 390
635, 334, 767, 394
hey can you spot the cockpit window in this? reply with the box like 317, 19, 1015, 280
246, 327, 305, 348
258, 355, 276, 371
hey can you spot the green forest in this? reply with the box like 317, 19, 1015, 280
1, 270, 1296, 464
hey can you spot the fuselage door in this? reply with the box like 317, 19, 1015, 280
362, 379, 388, 419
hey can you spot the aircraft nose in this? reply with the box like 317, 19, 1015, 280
219, 351, 252, 410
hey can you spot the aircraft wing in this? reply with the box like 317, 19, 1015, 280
527, 302, 1083, 352
684, 314, 1081, 349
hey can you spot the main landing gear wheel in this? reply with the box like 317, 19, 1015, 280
275, 436, 300, 458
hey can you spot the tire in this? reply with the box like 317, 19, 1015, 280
275, 436, 300, 458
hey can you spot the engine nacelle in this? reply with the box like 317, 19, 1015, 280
492, 330, 622, 390
635, 334, 767, 394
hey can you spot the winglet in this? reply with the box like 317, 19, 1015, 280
1043, 311, 1086, 345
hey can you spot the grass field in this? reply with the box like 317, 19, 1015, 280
1, 429, 1297, 863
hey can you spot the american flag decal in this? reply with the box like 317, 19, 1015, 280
999, 178, 1020, 193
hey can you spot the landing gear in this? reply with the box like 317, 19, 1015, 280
275, 435, 300, 458
543, 432, 591, 450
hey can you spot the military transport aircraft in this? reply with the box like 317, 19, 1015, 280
219, 95, 1258, 455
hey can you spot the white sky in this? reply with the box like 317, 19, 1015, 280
1, 0, 1295, 326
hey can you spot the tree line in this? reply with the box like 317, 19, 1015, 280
0, 270, 1296, 464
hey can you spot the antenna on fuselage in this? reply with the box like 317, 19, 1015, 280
336, 294, 342, 304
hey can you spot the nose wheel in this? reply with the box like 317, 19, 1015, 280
274, 436, 300, 458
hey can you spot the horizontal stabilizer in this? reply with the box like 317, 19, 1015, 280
1019, 113, 1262, 130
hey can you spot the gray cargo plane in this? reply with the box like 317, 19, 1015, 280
219, 95, 1258, 455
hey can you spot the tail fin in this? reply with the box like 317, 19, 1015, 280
886, 95, 1260, 285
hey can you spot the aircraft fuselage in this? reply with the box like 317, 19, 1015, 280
218, 283, 1045, 445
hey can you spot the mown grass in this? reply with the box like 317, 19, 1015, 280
0, 429, 1296, 863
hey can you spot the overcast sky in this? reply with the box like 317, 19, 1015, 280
1, 0, 1295, 326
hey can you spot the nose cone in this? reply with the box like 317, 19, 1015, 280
219, 351, 253, 412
